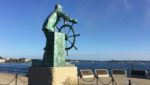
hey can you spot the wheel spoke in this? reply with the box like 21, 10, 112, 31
67, 50, 68, 56
73, 45, 77, 50
68, 39, 77, 50
66, 40, 69, 56
68, 34, 80, 38
75, 34, 80, 36
68, 39, 73, 45
64, 28, 67, 34
56, 26, 59, 31
68, 35, 74, 38
67, 29, 71, 35
66, 40, 67, 48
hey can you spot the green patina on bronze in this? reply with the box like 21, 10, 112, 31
42, 32, 65, 67
54, 33, 65, 66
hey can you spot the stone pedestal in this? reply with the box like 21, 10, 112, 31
28, 66, 78, 85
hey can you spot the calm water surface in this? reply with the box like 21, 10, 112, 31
0, 61, 150, 74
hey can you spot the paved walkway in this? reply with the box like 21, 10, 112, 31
0, 73, 150, 85
78, 76, 150, 85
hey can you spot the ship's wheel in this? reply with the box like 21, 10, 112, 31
58, 20, 80, 55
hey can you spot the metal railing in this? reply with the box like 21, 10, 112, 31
78, 75, 118, 85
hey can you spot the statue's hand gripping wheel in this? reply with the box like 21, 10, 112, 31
58, 19, 80, 55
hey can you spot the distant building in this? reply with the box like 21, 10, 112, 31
0, 57, 31, 63
24, 58, 31, 62
5, 58, 10, 60
0, 59, 5, 63
15, 58, 31, 62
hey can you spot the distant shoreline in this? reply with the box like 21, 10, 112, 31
0, 59, 150, 63
66, 59, 150, 62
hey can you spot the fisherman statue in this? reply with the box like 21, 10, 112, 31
29, 4, 79, 85
42, 4, 77, 66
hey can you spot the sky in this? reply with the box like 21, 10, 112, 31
0, 0, 150, 60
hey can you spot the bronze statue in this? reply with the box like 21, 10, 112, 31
42, 4, 77, 51
42, 4, 78, 66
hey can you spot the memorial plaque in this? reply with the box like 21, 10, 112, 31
95, 69, 109, 77
131, 70, 146, 78
112, 69, 127, 76
80, 69, 94, 78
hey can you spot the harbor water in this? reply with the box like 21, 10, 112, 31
0, 61, 150, 75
